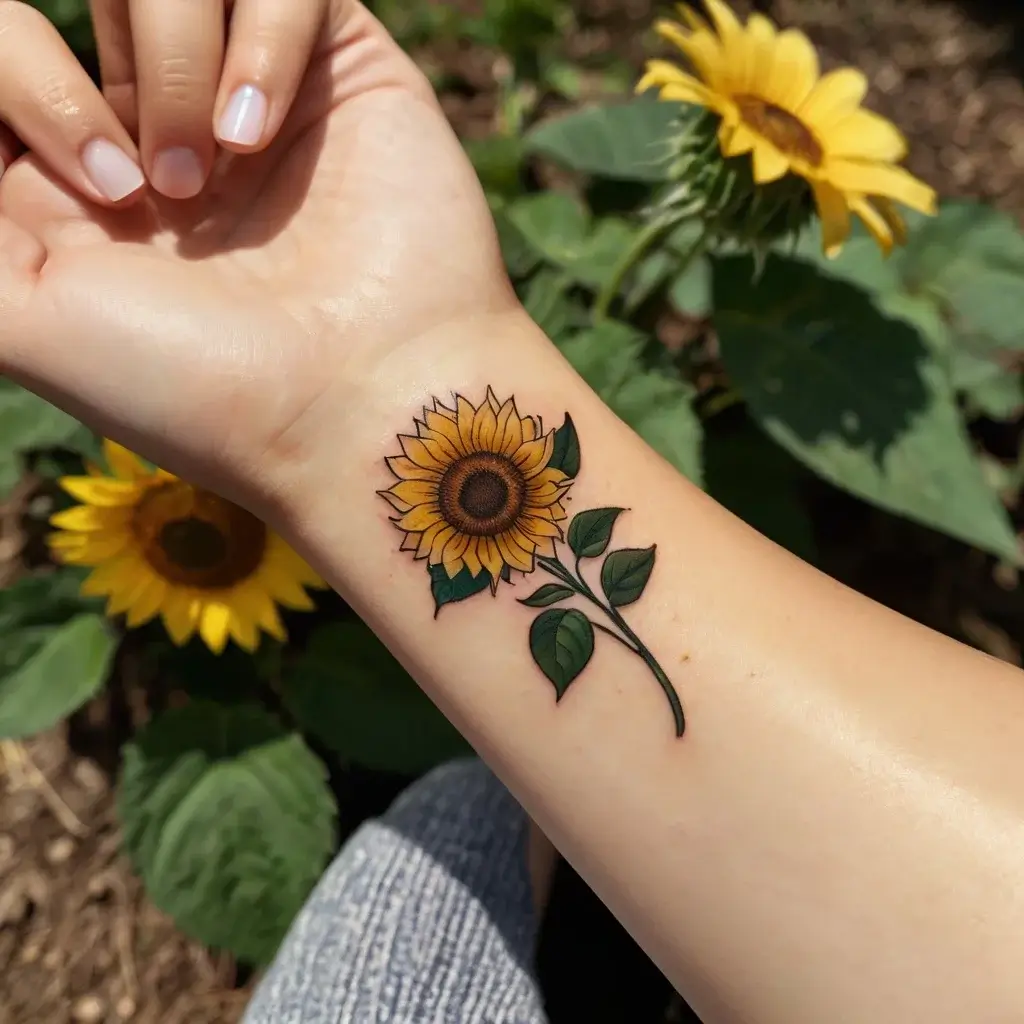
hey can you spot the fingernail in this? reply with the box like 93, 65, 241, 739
82, 138, 145, 201
151, 146, 205, 198
217, 84, 268, 146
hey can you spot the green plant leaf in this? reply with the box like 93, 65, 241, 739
118, 702, 336, 966
567, 507, 625, 558
521, 268, 582, 338
528, 608, 594, 698
556, 321, 703, 484
525, 97, 686, 182
897, 201, 1024, 353
549, 413, 581, 478
600, 546, 656, 607
282, 621, 469, 774
429, 562, 492, 615
715, 256, 1020, 561
519, 583, 575, 607
494, 208, 542, 279
0, 380, 82, 496
0, 613, 115, 739
464, 134, 524, 198
506, 192, 590, 265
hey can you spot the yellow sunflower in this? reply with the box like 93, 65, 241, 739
378, 388, 573, 588
638, 0, 937, 256
48, 440, 325, 654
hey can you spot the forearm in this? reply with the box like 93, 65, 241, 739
274, 310, 1024, 1023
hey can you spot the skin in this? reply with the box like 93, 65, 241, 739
0, 3, 1022, 1021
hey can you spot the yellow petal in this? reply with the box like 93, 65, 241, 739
396, 504, 443, 533
517, 514, 563, 540
765, 28, 820, 110
823, 109, 906, 162
399, 435, 450, 472
744, 13, 779, 98
463, 537, 483, 577
655, 19, 725, 87
81, 557, 135, 597
456, 395, 477, 452
522, 416, 540, 442
59, 477, 140, 507
478, 536, 504, 582
428, 526, 456, 565
162, 591, 200, 646
125, 577, 167, 628
389, 479, 440, 509
472, 398, 499, 453
485, 386, 502, 414
50, 530, 130, 566
385, 455, 441, 483
496, 400, 521, 455
378, 488, 413, 513
199, 602, 232, 654
107, 570, 156, 617
50, 504, 129, 532
512, 433, 555, 478
400, 532, 419, 552
416, 520, 450, 559
424, 409, 466, 452
271, 541, 325, 588
849, 195, 895, 257
534, 536, 557, 559
441, 533, 471, 578
495, 531, 535, 573
264, 570, 316, 611
825, 159, 937, 214
720, 121, 757, 157
798, 67, 867, 129
432, 397, 458, 422
103, 440, 147, 480
751, 138, 790, 183
810, 179, 852, 258
229, 608, 259, 652
870, 197, 908, 247
253, 591, 286, 642
704, 0, 743, 47
640, 63, 716, 108
416, 424, 462, 463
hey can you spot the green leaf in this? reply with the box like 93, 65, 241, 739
464, 134, 524, 198
600, 546, 657, 607
429, 562, 492, 615
715, 256, 1019, 561
704, 417, 818, 563
952, 352, 1024, 420
567, 507, 624, 558
528, 608, 594, 698
525, 97, 685, 182
521, 269, 582, 338
282, 621, 468, 774
519, 583, 575, 607
898, 201, 1024, 353
555, 321, 703, 484
494, 208, 542, 279
0, 380, 82, 496
506, 192, 589, 266
549, 413, 581, 478
119, 702, 336, 966
0, 613, 115, 739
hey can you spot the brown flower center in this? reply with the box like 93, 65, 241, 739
734, 95, 823, 165
133, 482, 267, 588
438, 452, 527, 538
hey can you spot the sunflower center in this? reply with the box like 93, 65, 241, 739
133, 483, 267, 589
438, 452, 526, 538
734, 95, 823, 165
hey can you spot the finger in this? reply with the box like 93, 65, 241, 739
215, 0, 329, 152
0, 2, 144, 205
128, 0, 226, 198
89, 0, 139, 137
0, 124, 23, 180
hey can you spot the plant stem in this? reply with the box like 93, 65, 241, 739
593, 216, 674, 323
536, 555, 685, 736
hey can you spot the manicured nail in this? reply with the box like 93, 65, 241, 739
82, 138, 145, 201
151, 146, 205, 199
217, 84, 268, 146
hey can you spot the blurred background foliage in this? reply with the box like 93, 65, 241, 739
2, 1, 1023, 1022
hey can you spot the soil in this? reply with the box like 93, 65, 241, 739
2, 2, 1023, 1022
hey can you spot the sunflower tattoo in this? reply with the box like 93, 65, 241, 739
379, 388, 685, 736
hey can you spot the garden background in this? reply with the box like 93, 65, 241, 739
1, 0, 1023, 1021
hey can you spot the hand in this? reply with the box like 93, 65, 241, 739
0, 1, 518, 518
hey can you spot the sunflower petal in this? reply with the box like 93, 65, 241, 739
424, 409, 466, 452
265, 570, 316, 611
810, 179, 852, 258
456, 395, 477, 452
415, 520, 449, 559
396, 504, 443, 533
399, 435, 450, 472
871, 197, 908, 247
59, 476, 140, 507
229, 608, 260, 652
103, 440, 148, 480
823, 109, 907, 162
478, 536, 505, 582
751, 138, 790, 183
428, 526, 456, 565
385, 455, 441, 483
49, 530, 129, 566
50, 504, 129, 532
655, 19, 724, 87
463, 537, 483, 577
495, 531, 535, 573
389, 479, 440, 509
441, 533, 471, 578
517, 514, 563, 539
125, 577, 167, 628
798, 67, 868, 129
81, 557, 136, 597
432, 397, 458, 422
416, 424, 462, 462
826, 159, 937, 214
849, 195, 895, 257
512, 433, 555, 477
640, 63, 717, 108
472, 397, 499, 452
720, 120, 757, 157
485, 386, 502, 415
161, 592, 199, 646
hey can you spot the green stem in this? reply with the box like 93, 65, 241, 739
536, 555, 685, 736
593, 217, 675, 323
